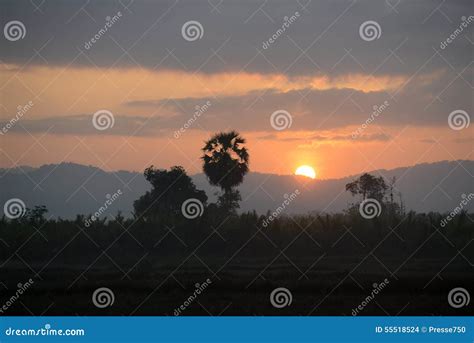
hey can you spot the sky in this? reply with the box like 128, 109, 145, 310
0, 0, 472, 179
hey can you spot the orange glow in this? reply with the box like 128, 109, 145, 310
295, 165, 316, 179
0, 64, 411, 118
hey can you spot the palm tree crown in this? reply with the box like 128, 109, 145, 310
201, 130, 249, 192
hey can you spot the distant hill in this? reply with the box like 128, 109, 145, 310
0, 160, 472, 218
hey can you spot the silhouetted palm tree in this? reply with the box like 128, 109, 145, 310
201, 131, 249, 212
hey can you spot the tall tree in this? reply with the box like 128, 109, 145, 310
134, 165, 207, 222
345, 173, 388, 202
201, 131, 249, 212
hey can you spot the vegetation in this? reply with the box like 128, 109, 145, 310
0, 131, 471, 316
201, 131, 249, 213
133, 165, 207, 223
0, 131, 471, 262
0, 200, 472, 263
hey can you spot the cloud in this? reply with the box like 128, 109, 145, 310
0, 114, 170, 137
258, 132, 391, 144
2, 70, 471, 137
0, 0, 471, 79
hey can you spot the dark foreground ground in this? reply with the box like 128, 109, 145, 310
1, 256, 472, 316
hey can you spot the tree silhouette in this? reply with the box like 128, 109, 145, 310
345, 173, 388, 202
201, 131, 249, 213
134, 165, 207, 222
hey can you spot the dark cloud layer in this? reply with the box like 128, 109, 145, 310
1, 0, 472, 77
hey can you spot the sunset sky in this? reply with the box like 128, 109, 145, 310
1, 0, 472, 179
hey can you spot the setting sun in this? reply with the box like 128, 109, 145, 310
295, 165, 316, 179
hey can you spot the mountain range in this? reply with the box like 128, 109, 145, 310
0, 160, 473, 219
